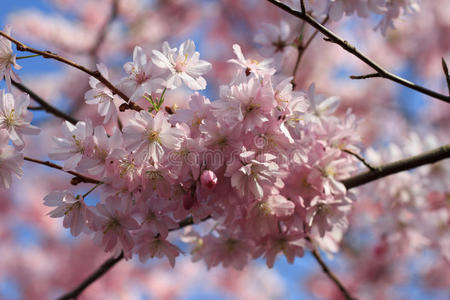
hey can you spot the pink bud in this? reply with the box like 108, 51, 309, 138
200, 170, 217, 190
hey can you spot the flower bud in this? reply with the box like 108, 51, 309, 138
200, 170, 217, 190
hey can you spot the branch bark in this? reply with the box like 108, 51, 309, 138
56, 252, 124, 300
266, 0, 450, 104
24, 156, 101, 185
13, 80, 79, 125
342, 144, 450, 189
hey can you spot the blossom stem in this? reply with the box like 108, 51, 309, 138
82, 182, 104, 198
266, 0, 450, 104
23, 156, 101, 185
15, 54, 41, 60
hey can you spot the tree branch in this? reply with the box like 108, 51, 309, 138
13, 80, 79, 125
0, 30, 143, 111
89, 0, 119, 57
442, 57, 450, 96
57, 215, 197, 299
342, 144, 450, 189
24, 156, 101, 185
56, 252, 124, 300
266, 0, 450, 104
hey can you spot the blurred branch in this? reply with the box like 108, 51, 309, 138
266, 0, 450, 104
57, 215, 198, 299
342, 149, 377, 171
12, 80, 79, 125
442, 57, 450, 96
349, 73, 380, 80
342, 144, 450, 189
0, 30, 143, 111
57, 252, 124, 300
306, 237, 356, 300
89, 0, 119, 57
23, 156, 101, 185
292, 15, 329, 88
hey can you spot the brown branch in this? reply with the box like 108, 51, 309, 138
342, 144, 450, 189
342, 149, 377, 171
266, 0, 450, 104
0, 30, 143, 111
89, 0, 119, 57
24, 156, 101, 185
311, 248, 356, 300
12, 80, 79, 125
349, 73, 381, 80
56, 252, 124, 300
292, 15, 329, 87
57, 215, 197, 299
442, 57, 450, 96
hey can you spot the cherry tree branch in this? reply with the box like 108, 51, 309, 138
12, 80, 79, 125
266, 0, 450, 104
89, 0, 119, 57
342, 144, 450, 189
0, 31, 143, 111
24, 157, 101, 185
56, 252, 124, 300
310, 247, 356, 300
57, 215, 197, 299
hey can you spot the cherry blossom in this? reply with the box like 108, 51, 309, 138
0, 129, 23, 189
151, 40, 212, 90
0, 25, 21, 90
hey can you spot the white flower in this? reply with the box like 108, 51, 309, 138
0, 90, 40, 150
119, 46, 165, 101
85, 63, 119, 124
48, 121, 93, 171
228, 44, 275, 79
0, 129, 23, 189
152, 40, 211, 90
0, 25, 21, 90
254, 20, 293, 55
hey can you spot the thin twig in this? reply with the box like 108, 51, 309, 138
89, 0, 119, 57
266, 0, 450, 104
24, 156, 101, 185
342, 144, 450, 189
292, 15, 329, 87
0, 30, 143, 111
342, 149, 377, 171
349, 73, 381, 80
56, 252, 124, 300
13, 80, 79, 125
442, 57, 450, 96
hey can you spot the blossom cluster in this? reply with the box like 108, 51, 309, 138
39, 39, 361, 269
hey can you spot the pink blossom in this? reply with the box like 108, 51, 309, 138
134, 230, 182, 267
48, 121, 93, 171
85, 63, 119, 124
152, 40, 211, 90
228, 44, 275, 78
0, 129, 23, 189
119, 46, 165, 101
200, 170, 218, 190
43, 190, 88, 237
0, 25, 21, 90
123, 110, 185, 163
0, 90, 40, 149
